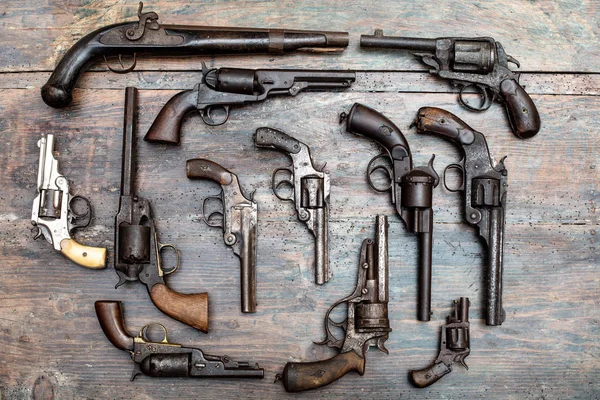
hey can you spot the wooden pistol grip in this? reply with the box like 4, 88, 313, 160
345, 103, 410, 153
144, 89, 198, 145
416, 107, 476, 145
59, 238, 106, 269
500, 78, 541, 139
186, 159, 233, 185
281, 351, 365, 392
94, 301, 134, 351
410, 361, 452, 388
149, 283, 209, 333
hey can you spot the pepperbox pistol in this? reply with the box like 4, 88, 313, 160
115, 87, 209, 331
41, 1, 349, 108
144, 65, 356, 145
341, 103, 438, 322
415, 107, 507, 326
31, 134, 106, 268
361, 30, 540, 138
411, 298, 470, 388
254, 127, 331, 285
278, 215, 391, 392
95, 301, 264, 380
186, 159, 258, 313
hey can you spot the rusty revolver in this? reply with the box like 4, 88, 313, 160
254, 127, 330, 285
341, 103, 439, 322
279, 215, 391, 392
186, 159, 258, 313
415, 107, 507, 326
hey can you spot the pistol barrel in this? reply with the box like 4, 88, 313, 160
313, 207, 329, 285
361, 31, 437, 52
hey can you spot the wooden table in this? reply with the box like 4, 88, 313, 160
0, 1, 598, 399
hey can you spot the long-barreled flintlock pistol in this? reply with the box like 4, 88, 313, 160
414, 107, 507, 326
411, 298, 470, 388
31, 134, 106, 269
144, 65, 356, 145
186, 159, 258, 313
254, 127, 331, 285
115, 87, 209, 332
278, 215, 391, 392
361, 30, 540, 139
41, 1, 349, 108
341, 103, 438, 322
95, 301, 264, 380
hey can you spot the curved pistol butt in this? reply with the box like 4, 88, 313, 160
186, 158, 233, 185
499, 78, 541, 138
149, 283, 209, 333
415, 107, 476, 145
95, 301, 134, 351
144, 89, 199, 145
410, 362, 452, 388
60, 238, 106, 269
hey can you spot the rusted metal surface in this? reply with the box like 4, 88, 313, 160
254, 127, 331, 285
415, 107, 507, 326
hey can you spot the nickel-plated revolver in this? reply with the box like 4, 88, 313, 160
95, 301, 264, 380
278, 215, 391, 392
186, 159, 258, 313
341, 103, 439, 322
415, 107, 507, 326
254, 127, 330, 285
31, 134, 106, 269
411, 298, 470, 388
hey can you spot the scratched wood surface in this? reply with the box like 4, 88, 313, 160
0, 1, 598, 399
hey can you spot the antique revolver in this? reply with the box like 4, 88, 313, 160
361, 30, 540, 138
31, 134, 106, 269
278, 215, 391, 392
411, 298, 470, 388
144, 65, 356, 145
341, 103, 438, 322
186, 159, 258, 313
41, 1, 349, 108
254, 127, 330, 285
415, 107, 507, 326
115, 87, 208, 331
95, 301, 264, 380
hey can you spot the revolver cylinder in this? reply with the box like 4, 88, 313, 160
453, 40, 494, 73
118, 225, 151, 263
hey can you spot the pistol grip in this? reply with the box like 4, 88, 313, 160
281, 351, 365, 392
59, 238, 106, 269
94, 301, 134, 351
149, 283, 209, 333
144, 90, 199, 145
500, 78, 540, 139
410, 361, 451, 388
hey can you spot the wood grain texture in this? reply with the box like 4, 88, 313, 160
0, 1, 599, 399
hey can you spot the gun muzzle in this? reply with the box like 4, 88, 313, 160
361, 30, 437, 52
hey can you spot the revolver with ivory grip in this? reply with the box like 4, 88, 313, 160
42, 1, 349, 108
254, 127, 330, 285
361, 30, 540, 138
95, 301, 264, 380
115, 87, 209, 332
341, 103, 439, 322
144, 65, 356, 145
415, 107, 507, 326
186, 159, 258, 313
278, 215, 390, 392
31, 134, 106, 269
411, 298, 470, 388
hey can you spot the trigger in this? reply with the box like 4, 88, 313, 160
33, 227, 43, 240
506, 54, 520, 68
376, 336, 389, 355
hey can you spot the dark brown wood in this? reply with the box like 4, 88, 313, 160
94, 301, 134, 351
149, 284, 209, 333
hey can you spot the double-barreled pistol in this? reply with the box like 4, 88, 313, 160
254, 127, 331, 285
31, 134, 106, 269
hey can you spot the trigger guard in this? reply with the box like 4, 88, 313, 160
141, 323, 169, 343
69, 195, 91, 218
458, 84, 493, 111
200, 105, 229, 126
157, 243, 179, 275
367, 155, 393, 193
202, 196, 224, 227
272, 168, 294, 202
443, 163, 465, 192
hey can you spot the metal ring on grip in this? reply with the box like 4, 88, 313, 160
202, 196, 224, 227
458, 83, 493, 111
443, 163, 466, 192
157, 242, 179, 275
200, 105, 230, 126
272, 168, 294, 201
367, 154, 394, 193
140, 323, 169, 343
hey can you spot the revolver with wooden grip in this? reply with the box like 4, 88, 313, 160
415, 107, 507, 326
341, 103, 439, 322
411, 298, 470, 388
361, 30, 541, 138
115, 87, 209, 332
144, 65, 356, 145
186, 159, 258, 313
254, 127, 331, 285
41, 1, 349, 108
278, 215, 391, 392
95, 301, 264, 380
31, 134, 106, 269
